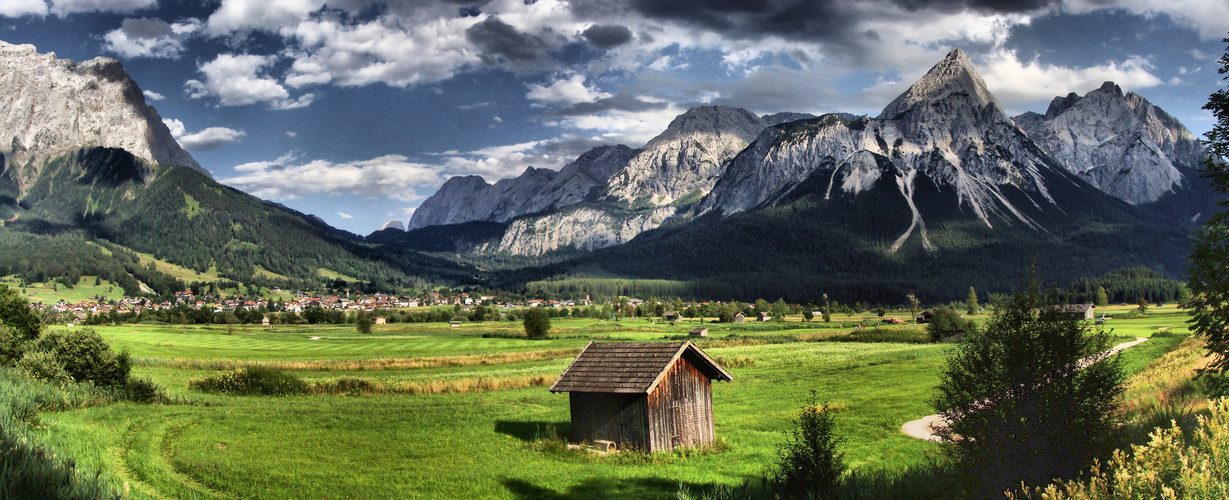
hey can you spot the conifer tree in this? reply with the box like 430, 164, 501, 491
966, 287, 978, 315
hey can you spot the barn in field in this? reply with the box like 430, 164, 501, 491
548, 341, 733, 452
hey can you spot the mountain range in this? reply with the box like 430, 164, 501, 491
375, 50, 1206, 302
0, 40, 1210, 303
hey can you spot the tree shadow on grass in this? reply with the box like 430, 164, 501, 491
494, 420, 569, 442
503, 476, 709, 500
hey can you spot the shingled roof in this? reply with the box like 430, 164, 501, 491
549, 341, 733, 394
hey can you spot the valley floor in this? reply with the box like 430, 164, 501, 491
34, 306, 1193, 499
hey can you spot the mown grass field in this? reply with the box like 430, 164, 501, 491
35, 304, 1193, 499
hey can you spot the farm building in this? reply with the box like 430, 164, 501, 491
757, 312, 771, 322
374, 316, 388, 325
733, 312, 746, 323
663, 311, 680, 322
1042, 303, 1096, 321
549, 341, 733, 452
689, 328, 708, 337
916, 310, 934, 324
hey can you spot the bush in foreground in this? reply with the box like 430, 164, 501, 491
1011, 397, 1229, 499
189, 366, 308, 396
773, 391, 846, 499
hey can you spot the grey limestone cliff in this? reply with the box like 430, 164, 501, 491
700, 49, 1073, 253
0, 41, 206, 186
1013, 81, 1202, 204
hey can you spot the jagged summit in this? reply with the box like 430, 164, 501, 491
0, 41, 207, 182
879, 48, 1005, 121
604, 105, 766, 206
1014, 81, 1199, 204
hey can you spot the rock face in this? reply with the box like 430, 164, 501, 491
1013, 82, 1202, 204
702, 48, 1068, 251
406, 145, 636, 230
0, 41, 206, 185
496, 106, 765, 255
380, 220, 405, 231
605, 106, 767, 206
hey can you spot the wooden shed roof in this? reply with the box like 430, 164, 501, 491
549, 341, 733, 394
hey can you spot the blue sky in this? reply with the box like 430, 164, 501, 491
0, 0, 1225, 234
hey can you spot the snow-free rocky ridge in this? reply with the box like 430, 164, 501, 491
0, 41, 206, 185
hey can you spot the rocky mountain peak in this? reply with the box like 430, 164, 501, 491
0, 40, 207, 184
1014, 81, 1196, 204
605, 105, 767, 205
879, 48, 1004, 121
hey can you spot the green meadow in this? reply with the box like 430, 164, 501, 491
33, 305, 1192, 499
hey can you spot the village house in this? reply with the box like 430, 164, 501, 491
549, 341, 733, 452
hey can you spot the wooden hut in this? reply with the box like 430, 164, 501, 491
374, 316, 388, 325
689, 328, 708, 337
1041, 304, 1096, 321
549, 341, 733, 452
733, 312, 746, 323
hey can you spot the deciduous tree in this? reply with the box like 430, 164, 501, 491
1188, 35, 1229, 380
932, 270, 1123, 497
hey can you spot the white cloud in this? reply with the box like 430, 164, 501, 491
281, 13, 482, 88
338, 212, 354, 219
526, 74, 611, 105
979, 49, 1163, 109
0, 0, 47, 17
143, 89, 165, 101
1068, 0, 1229, 41
205, 0, 325, 35
185, 53, 314, 109
103, 18, 200, 59
49, 0, 155, 16
285, 131, 297, 138
220, 154, 445, 201
163, 118, 246, 152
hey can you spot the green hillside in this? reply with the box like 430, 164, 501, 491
0, 147, 475, 296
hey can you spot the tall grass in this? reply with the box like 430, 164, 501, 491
1119, 335, 1212, 440
309, 374, 557, 396
135, 348, 581, 372
1011, 398, 1229, 499
0, 368, 125, 499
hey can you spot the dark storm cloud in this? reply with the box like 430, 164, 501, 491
119, 18, 174, 38
551, 94, 668, 116
465, 16, 548, 64
574, 0, 1056, 47
582, 24, 633, 49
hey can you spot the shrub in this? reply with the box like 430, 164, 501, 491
24, 328, 130, 386
189, 366, 308, 396
1011, 398, 1229, 499
123, 376, 166, 404
926, 305, 966, 342
15, 350, 72, 386
773, 391, 846, 499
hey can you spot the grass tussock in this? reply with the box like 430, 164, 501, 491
309, 374, 557, 396
140, 348, 581, 372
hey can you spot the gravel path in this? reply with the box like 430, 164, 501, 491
900, 337, 1150, 441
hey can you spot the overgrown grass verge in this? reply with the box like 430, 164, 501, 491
1119, 335, 1212, 441
137, 348, 581, 372
0, 367, 154, 499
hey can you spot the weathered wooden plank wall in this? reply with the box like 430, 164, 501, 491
568, 392, 649, 449
646, 359, 715, 452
